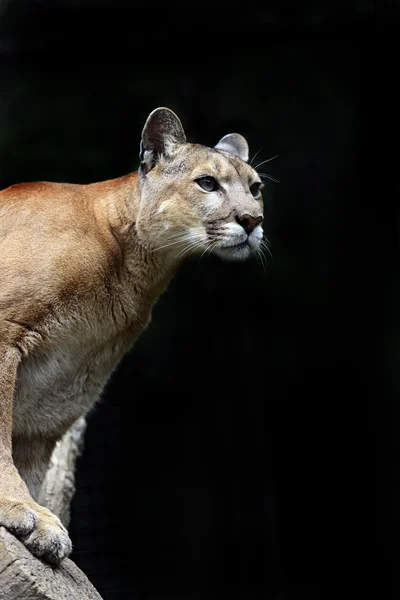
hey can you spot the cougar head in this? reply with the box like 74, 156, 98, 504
137, 107, 265, 262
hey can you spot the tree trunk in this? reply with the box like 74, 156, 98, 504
0, 418, 103, 599
38, 417, 87, 528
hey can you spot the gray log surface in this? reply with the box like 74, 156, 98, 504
0, 419, 103, 599
38, 417, 87, 528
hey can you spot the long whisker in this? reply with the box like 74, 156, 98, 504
249, 147, 263, 166
175, 242, 198, 259
151, 236, 191, 252
256, 248, 268, 276
258, 172, 281, 184
199, 240, 217, 262
189, 241, 207, 257
254, 155, 280, 170
262, 238, 272, 250
262, 248, 269, 271
161, 230, 202, 242
261, 239, 273, 260
199, 245, 210, 261
160, 231, 192, 241
186, 243, 207, 260
259, 239, 272, 274
207, 241, 218, 257
151, 228, 205, 253
175, 239, 205, 259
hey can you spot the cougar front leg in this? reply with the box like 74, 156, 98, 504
13, 434, 59, 501
0, 344, 72, 564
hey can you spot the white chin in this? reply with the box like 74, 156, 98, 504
213, 243, 253, 262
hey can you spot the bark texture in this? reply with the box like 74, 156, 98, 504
0, 419, 103, 599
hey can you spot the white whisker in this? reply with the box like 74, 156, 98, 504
249, 147, 264, 166
207, 241, 218, 257
199, 240, 217, 262
175, 239, 204, 259
258, 172, 280, 184
151, 236, 190, 252
254, 155, 280, 170
260, 239, 273, 260
151, 227, 205, 253
256, 248, 268, 275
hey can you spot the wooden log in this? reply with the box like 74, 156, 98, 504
0, 418, 103, 599
38, 417, 87, 527
0, 527, 102, 599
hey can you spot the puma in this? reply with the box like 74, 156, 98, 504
0, 108, 265, 564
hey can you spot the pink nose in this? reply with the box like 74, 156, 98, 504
236, 214, 263, 234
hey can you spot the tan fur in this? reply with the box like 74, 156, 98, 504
0, 108, 264, 564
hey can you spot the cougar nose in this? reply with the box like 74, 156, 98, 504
236, 214, 263, 235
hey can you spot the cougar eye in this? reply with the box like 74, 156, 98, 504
195, 176, 218, 192
250, 182, 262, 197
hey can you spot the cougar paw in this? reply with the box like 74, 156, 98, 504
0, 499, 72, 565
0, 498, 38, 537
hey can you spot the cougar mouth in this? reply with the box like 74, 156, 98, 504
215, 240, 253, 261
222, 238, 251, 250
232, 240, 249, 249
219, 236, 249, 249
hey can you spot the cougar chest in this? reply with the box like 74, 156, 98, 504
12, 308, 140, 439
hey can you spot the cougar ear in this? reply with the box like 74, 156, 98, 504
214, 133, 249, 162
140, 107, 186, 173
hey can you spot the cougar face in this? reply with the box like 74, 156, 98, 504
136, 109, 265, 262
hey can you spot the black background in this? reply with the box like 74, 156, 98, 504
1, 2, 399, 599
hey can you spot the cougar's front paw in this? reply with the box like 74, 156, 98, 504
0, 498, 72, 565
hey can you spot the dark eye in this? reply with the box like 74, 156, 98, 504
250, 182, 262, 197
196, 176, 218, 192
